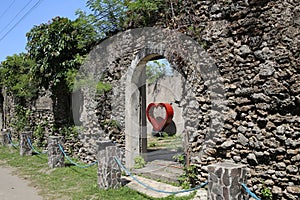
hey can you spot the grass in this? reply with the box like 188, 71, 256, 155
0, 146, 194, 200
147, 135, 183, 150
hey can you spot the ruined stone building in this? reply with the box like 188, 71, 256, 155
0, 1, 299, 199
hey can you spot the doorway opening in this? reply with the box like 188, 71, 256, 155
125, 53, 185, 169
144, 58, 184, 162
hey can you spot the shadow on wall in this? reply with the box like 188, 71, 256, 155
151, 120, 177, 136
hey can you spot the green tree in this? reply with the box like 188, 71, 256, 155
146, 59, 173, 84
77, 0, 164, 38
0, 53, 37, 133
0, 53, 38, 102
26, 16, 97, 127
124, 0, 164, 28
77, 0, 127, 37
26, 16, 97, 90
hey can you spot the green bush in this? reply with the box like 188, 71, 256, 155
173, 153, 186, 165
178, 165, 199, 189
59, 125, 82, 139
96, 81, 112, 94
261, 182, 273, 200
134, 156, 146, 169
10, 105, 31, 134
33, 123, 47, 147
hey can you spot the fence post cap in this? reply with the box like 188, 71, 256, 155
208, 160, 247, 168
49, 136, 63, 139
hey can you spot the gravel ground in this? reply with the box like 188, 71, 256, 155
0, 166, 43, 200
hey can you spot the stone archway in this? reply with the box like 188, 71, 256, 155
125, 52, 187, 168
75, 27, 225, 169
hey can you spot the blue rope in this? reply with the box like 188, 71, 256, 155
58, 143, 98, 168
113, 156, 208, 195
7, 133, 19, 148
27, 137, 46, 155
241, 183, 261, 200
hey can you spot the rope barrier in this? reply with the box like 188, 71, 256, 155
241, 183, 261, 200
113, 156, 208, 195
27, 137, 46, 155
7, 133, 19, 148
2, 132, 264, 199
58, 143, 98, 168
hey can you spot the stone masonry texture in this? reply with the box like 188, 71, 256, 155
97, 141, 122, 189
20, 131, 32, 156
0, 0, 299, 199
77, 1, 299, 199
48, 136, 64, 168
208, 161, 248, 200
0, 129, 9, 146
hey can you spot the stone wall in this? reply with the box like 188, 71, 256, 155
1, 88, 16, 131
0, 0, 297, 199
0, 89, 55, 145
76, 31, 211, 166
76, 55, 134, 162
77, 0, 299, 199
31, 90, 55, 147
156, 0, 300, 199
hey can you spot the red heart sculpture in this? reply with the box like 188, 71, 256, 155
146, 103, 174, 131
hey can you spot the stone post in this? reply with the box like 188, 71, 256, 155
207, 161, 248, 200
20, 131, 32, 156
97, 140, 122, 189
48, 136, 64, 168
0, 129, 9, 146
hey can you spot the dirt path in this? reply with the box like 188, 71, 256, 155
0, 166, 43, 200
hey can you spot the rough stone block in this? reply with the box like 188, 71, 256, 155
48, 136, 64, 168
0, 129, 9, 146
97, 141, 122, 189
208, 161, 248, 200
20, 131, 32, 156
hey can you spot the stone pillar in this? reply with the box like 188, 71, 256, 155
48, 136, 64, 168
20, 131, 32, 156
0, 129, 9, 146
207, 161, 248, 200
97, 140, 122, 189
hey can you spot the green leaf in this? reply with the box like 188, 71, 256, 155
26, 16, 97, 91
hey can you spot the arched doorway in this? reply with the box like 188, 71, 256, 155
125, 53, 161, 168
125, 51, 187, 168
76, 27, 225, 170
145, 58, 185, 161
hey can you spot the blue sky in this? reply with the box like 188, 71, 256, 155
0, 0, 88, 62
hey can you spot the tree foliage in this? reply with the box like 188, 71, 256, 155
124, 0, 164, 28
77, 0, 127, 37
1, 0, 168, 97
26, 16, 97, 90
0, 53, 38, 100
77, 0, 164, 38
146, 59, 173, 84
10, 105, 32, 133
